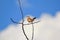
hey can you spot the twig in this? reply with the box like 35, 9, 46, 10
31, 22, 34, 40
18, 0, 29, 40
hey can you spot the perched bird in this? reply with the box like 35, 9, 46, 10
27, 16, 36, 23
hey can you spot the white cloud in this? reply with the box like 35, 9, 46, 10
0, 12, 60, 40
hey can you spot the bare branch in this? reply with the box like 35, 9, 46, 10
10, 18, 40, 25
18, 0, 29, 40
31, 22, 34, 40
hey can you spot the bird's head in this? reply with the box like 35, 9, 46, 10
26, 16, 31, 18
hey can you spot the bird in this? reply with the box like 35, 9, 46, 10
27, 16, 36, 23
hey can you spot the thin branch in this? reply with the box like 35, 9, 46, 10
18, 0, 29, 40
31, 22, 34, 40
10, 18, 22, 24
10, 18, 40, 25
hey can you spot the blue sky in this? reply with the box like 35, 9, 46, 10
0, 0, 60, 31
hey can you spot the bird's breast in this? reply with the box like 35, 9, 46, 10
27, 18, 33, 22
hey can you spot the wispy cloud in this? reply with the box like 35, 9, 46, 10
17, 0, 31, 8
0, 11, 60, 40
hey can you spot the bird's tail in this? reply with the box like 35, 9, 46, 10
33, 17, 36, 20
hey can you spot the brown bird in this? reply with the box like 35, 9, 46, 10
27, 16, 36, 23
